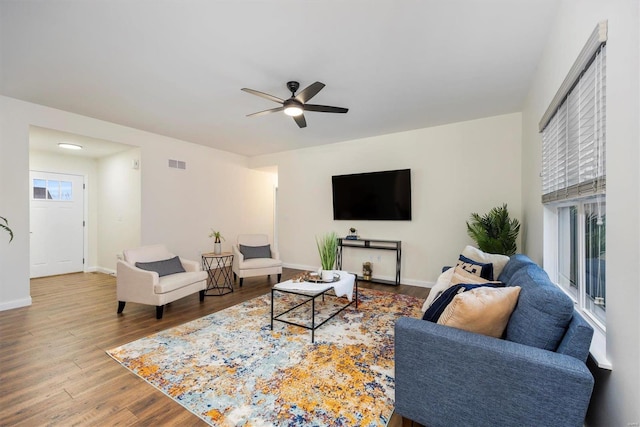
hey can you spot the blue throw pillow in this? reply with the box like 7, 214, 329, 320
240, 244, 271, 259
457, 254, 494, 281
135, 256, 185, 277
423, 282, 505, 322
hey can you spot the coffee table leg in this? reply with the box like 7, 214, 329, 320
270, 289, 274, 331
311, 296, 315, 343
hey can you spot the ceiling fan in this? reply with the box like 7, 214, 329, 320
241, 81, 348, 128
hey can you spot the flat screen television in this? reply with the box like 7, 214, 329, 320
332, 169, 412, 221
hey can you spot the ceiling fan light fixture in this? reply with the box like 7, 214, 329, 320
284, 105, 303, 116
283, 98, 303, 116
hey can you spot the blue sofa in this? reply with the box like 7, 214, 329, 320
394, 254, 595, 427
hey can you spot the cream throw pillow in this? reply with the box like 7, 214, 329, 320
437, 286, 521, 338
422, 266, 499, 313
461, 245, 510, 279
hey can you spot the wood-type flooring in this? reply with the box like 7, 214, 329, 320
0, 268, 429, 426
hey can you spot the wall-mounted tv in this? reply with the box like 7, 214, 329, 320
332, 169, 412, 221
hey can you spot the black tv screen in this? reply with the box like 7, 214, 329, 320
332, 169, 412, 221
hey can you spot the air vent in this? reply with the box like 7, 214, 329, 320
168, 159, 186, 170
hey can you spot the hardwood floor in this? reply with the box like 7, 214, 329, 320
0, 268, 429, 426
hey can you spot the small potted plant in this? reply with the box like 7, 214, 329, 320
1, 216, 13, 243
316, 231, 338, 281
209, 229, 225, 255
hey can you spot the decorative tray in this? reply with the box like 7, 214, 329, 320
293, 272, 340, 283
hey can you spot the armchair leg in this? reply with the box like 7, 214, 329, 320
199, 290, 205, 302
233, 272, 237, 280
117, 301, 126, 314
239, 278, 244, 287
156, 306, 164, 319
277, 273, 282, 282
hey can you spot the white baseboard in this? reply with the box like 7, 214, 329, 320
86, 266, 116, 276
282, 263, 434, 289
0, 296, 32, 311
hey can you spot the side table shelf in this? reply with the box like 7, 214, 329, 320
336, 238, 401, 286
201, 252, 234, 296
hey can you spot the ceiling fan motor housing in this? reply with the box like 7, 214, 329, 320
287, 81, 300, 95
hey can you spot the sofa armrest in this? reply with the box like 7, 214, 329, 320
270, 249, 280, 260
232, 245, 244, 271
394, 317, 594, 427
180, 258, 201, 272
116, 260, 159, 301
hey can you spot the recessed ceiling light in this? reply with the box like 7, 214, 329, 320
58, 142, 83, 150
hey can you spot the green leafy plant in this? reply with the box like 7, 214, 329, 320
316, 231, 338, 270
466, 204, 520, 256
208, 229, 225, 243
1, 216, 13, 243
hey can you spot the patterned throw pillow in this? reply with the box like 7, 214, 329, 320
456, 254, 494, 280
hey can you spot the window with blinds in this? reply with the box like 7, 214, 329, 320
540, 23, 607, 204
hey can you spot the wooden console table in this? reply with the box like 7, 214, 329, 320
336, 238, 401, 286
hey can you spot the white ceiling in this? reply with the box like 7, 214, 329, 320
1, 0, 559, 157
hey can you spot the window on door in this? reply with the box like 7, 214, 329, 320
33, 179, 73, 201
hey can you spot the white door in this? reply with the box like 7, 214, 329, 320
30, 171, 85, 278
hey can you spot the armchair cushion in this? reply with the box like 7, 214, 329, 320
135, 256, 186, 277
239, 244, 272, 260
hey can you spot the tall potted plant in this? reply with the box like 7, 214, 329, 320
316, 231, 338, 281
466, 204, 520, 256
1, 216, 13, 243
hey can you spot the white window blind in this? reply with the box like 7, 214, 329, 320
541, 22, 607, 204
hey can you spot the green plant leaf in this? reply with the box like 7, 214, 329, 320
316, 232, 338, 270
1, 216, 13, 243
466, 204, 520, 256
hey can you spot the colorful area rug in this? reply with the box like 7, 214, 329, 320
107, 288, 423, 426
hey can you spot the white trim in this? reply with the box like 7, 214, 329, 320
0, 297, 32, 311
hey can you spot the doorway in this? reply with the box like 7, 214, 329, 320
29, 171, 85, 278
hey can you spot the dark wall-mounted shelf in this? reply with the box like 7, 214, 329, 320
336, 238, 401, 286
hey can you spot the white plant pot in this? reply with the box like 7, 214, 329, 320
321, 269, 334, 282
214, 242, 222, 255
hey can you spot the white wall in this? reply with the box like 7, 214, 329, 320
0, 95, 275, 311
98, 147, 141, 272
29, 149, 100, 272
521, 0, 639, 424
252, 112, 523, 285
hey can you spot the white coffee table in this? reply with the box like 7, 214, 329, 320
270, 271, 358, 343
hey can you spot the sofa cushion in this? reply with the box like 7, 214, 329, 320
239, 257, 282, 270
154, 270, 207, 293
505, 264, 574, 351
239, 244, 272, 260
438, 286, 521, 338
456, 254, 494, 280
136, 256, 185, 277
497, 253, 537, 283
461, 245, 510, 279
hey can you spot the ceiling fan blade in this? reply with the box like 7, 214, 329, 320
293, 114, 307, 128
241, 88, 285, 104
247, 106, 284, 117
295, 82, 325, 104
303, 104, 349, 114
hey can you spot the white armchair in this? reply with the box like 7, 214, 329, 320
232, 234, 282, 286
116, 244, 207, 319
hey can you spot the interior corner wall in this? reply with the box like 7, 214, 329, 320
520, 0, 640, 425
29, 149, 100, 272
251, 112, 523, 285
98, 148, 141, 272
0, 95, 275, 311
